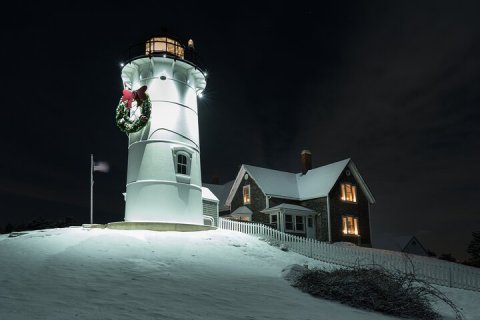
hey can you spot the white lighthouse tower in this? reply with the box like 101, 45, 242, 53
120, 34, 206, 225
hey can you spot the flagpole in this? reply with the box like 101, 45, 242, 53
90, 154, 94, 225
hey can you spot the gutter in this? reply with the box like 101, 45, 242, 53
327, 195, 332, 242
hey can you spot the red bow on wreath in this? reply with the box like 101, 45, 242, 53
121, 85, 148, 109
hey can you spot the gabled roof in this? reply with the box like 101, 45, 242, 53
201, 187, 219, 203
231, 206, 253, 215
261, 203, 316, 215
373, 235, 427, 253
243, 165, 299, 199
296, 159, 350, 200
203, 180, 234, 211
226, 159, 375, 205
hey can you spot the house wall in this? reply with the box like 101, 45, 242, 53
329, 169, 371, 246
269, 197, 298, 207
230, 174, 268, 223
301, 197, 328, 242
270, 197, 328, 241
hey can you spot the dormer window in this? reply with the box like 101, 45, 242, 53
243, 185, 251, 205
341, 183, 357, 203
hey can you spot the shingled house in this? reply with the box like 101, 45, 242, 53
223, 151, 375, 246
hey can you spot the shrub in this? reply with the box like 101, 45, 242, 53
291, 265, 463, 320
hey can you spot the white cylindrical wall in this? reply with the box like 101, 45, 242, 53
121, 57, 206, 225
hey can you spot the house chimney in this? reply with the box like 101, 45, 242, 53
301, 150, 312, 174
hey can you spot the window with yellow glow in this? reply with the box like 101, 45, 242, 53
342, 216, 359, 235
243, 185, 251, 205
145, 37, 185, 59
341, 183, 357, 203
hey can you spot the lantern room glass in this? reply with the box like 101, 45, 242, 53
145, 37, 185, 59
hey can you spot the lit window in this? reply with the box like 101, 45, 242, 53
270, 214, 278, 229
177, 154, 187, 175
285, 214, 305, 232
342, 216, 359, 235
341, 183, 357, 203
243, 185, 251, 204
145, 37, 185, 59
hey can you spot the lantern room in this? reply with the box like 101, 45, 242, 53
145, 36, 185, 59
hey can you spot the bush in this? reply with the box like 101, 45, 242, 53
290, 265, 463, 320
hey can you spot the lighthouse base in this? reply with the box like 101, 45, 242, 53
125, 180, 204, 225
83, 222, 215, 232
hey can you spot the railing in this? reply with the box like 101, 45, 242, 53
218, 218, 480, 292
123, 37, 205, 72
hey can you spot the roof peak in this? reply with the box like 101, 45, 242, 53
242, 158, 351, 175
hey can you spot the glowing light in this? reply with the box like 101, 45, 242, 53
163, 54, 167, 58
341, 183, 357, 203
342, 216, 360, 236
120, 63, 124, 67
198, 93, 203, 98
204, 71, 208, 77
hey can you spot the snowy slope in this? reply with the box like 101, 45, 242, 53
0, 228, 479, 320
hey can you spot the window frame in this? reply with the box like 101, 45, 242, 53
341, 183, 357, 203
171, 146, 193, 184
270, 213, 278, 229
176, 153, 188, 175
243, 185, 251, 205
285, 214, 305, 233
342, 215, 359, 236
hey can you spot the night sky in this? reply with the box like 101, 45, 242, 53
1, 1, 479, 259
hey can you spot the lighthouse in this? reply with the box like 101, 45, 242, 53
119, 34, 206, 225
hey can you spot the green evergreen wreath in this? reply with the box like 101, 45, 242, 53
115, 92, 152, 134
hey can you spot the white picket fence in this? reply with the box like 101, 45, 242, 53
218, 218, 480, 292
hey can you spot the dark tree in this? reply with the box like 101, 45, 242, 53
467, 231, 480, 267
426, 249, 436, 257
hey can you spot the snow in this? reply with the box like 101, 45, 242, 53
201, 187, 219, 202
203, 181, 234, 211
296, 159, 350, 199
262, 203, 316, 215
226, 159, 360, 203
243, 164, 300, 198
1, 228, 479, 320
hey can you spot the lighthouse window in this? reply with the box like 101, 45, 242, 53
172, 147, 194, 184
177, 154, 188, 175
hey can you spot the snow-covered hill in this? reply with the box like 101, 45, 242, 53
0, 228, 479, 320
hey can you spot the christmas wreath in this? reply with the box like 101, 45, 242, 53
115, 85, 152, 133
